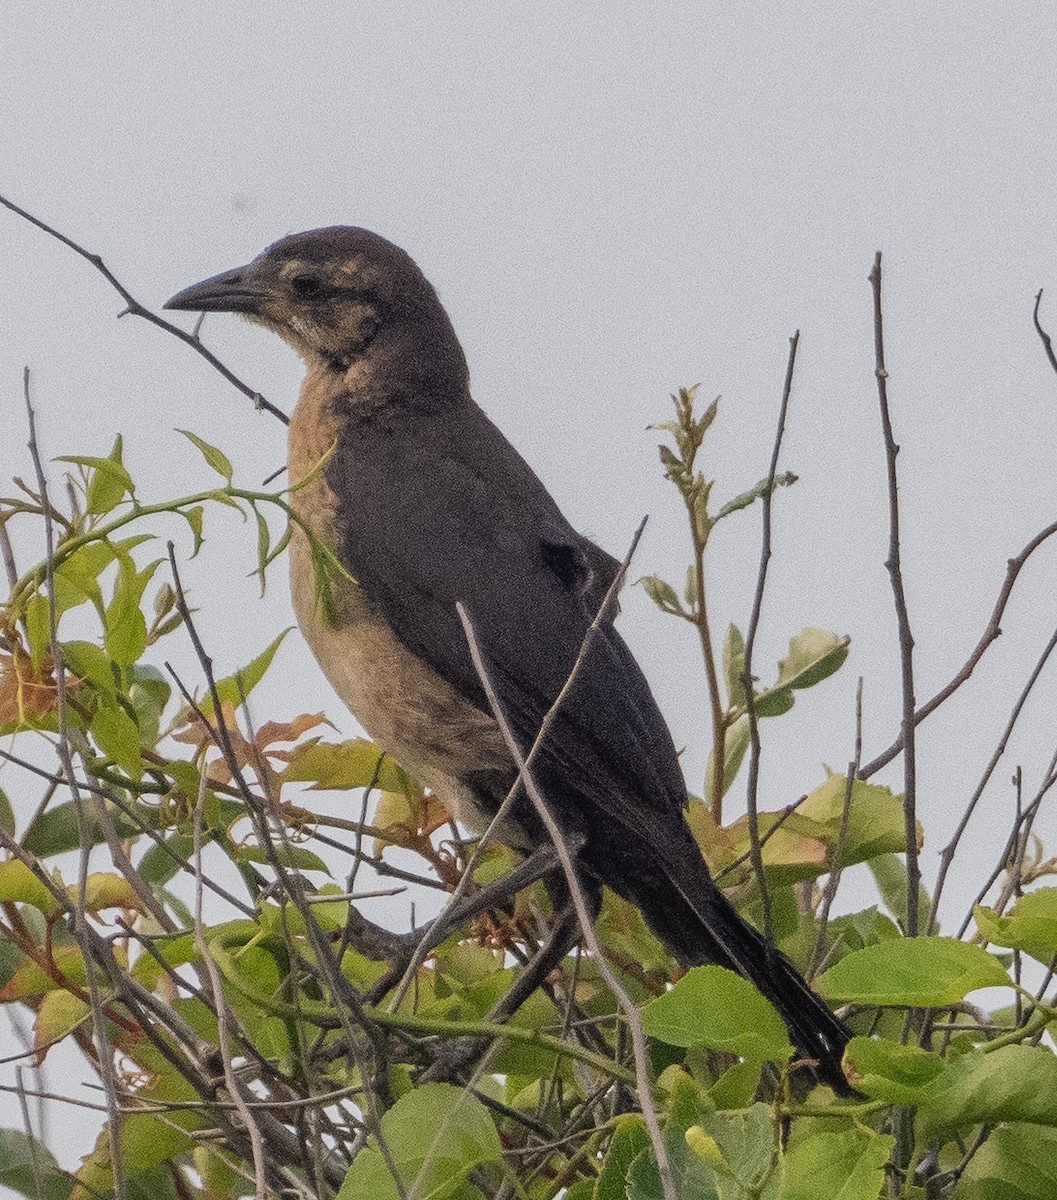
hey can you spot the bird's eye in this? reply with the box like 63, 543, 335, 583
291, 275, 323, 299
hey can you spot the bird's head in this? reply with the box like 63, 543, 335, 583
165, 226, 468, 388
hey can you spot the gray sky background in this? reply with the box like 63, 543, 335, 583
4, 0, 1057, 1170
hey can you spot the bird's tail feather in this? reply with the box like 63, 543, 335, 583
606, 841, 851, 1094
684, 889, 851, 1094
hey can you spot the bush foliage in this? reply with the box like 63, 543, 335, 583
1, 283, 1056, 1200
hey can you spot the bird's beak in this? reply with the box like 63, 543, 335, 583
163, 264, 266, 314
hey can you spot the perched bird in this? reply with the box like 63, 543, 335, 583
165, 228, 850, 1091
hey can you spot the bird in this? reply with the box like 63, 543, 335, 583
165, 227, 850, 1092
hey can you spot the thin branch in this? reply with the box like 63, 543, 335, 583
23, 368, 128, 1200
456, 594, 677, 1200
930, 622, 1057, 933
869, 252, 921, 937
1033, 289, 1057, 377
15, 1068, 44, 1200
165, 551, 385, 1184
860, 518, 1057, 778
811, 678, 864, 978
0, 519, 17, 590
741, 330, 800, 944
192, 769, 268, 1200
957, 778, 1052, 940
0, 193, 287, 424
712, 793, 809, 883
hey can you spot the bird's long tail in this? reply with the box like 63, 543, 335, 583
600, 835, 852, 1094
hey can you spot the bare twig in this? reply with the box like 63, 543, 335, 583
0, 193, 287, 424
456, 591, 677, 1200
741, 330, 800, 944
869, 253, 921, 937
1033, 289, 1057, 377
0, 519, 17, 590
165, 553, 384, 1185
15, 1067, 44, 1200
192, 769, 268, 1200
930, 623, 1057, 933
957, 778, 1052, 940
712, 793, 809, 883
860, 518, 1057, 778
23, 369, 128, 1200
811, 678, 864, 978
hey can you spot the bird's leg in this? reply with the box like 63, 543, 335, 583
417, 872, 602, 1085
363, 842, 562, 1003
416, 897, 585, 1085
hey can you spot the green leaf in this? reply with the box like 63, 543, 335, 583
596, 889, 671, 976
684, 563, 699, 607
563, 1183, 595, 1200
131, 932, 197, 989
48, 572, 94, 620
975, 888, 1057, 964
824, 906, 901, 953
959, 1122, 1057, 1199
715, 470, 797, 520
338, 1083, 501, 1200
0, 789, 13, 837
54, 543, 113, 611
642, 965, 793, 1063
698, 393, 719, 436
704, 715, 751, 804
691, 478, 712, 538
35, 988, 91, 1046
596, 1116, 651, 1200
817, 937, 1010, 1006
76, 1112, 197, 1195
104, 555, 160, 666
198, 629, 290, 716
917, 1044, 1057, 1139
61, 639, 117, 693
626, 1110, 719, 1200
685, 1104, 780, 1197
724, 624, 747, 708
639, 574, 685, 616
0, 1127, 74, 1200
842, 1036, 946, 1105
280, 737, 409, 792
337, 1149, 401, 1200
774, 628, 850, 691
193, 1147, 249, 1200
127, 664, 171, 746
137, 834, 194, 888
868, 852, 932, 930
0, 860, 62, 914
751, 685, 795, 718
178, 429, 233, 483
25, 593, 51, 670
709, 1059, 763, 1110
22, 799, 145, 858
262, 520, 293, 571
91, 700, 144, 780
253, 508, 271, 595
790, 774, 916, 868
231, 842, 330, 874
181, 504, 205, 556
57, 441, 135, 515
783, 1129, 894, 1200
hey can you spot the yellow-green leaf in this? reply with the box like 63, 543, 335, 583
178, 429, 233, 483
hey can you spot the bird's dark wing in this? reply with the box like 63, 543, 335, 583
327, 400, 687, 828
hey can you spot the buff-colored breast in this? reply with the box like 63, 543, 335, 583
287, 368, 510, 828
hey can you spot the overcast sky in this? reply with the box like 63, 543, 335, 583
4, 0, 1057, 1169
